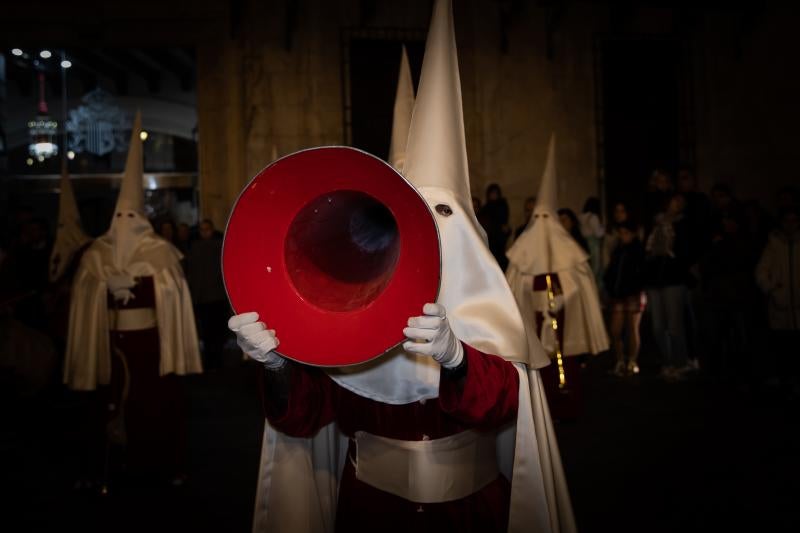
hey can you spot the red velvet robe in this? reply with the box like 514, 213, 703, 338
262, 345, 519, 533
107, 276, 186, 478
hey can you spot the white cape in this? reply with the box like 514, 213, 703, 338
64, 235, 203, 390
507, 261, 609, 357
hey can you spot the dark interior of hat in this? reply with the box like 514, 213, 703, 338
284, 190, 400, 312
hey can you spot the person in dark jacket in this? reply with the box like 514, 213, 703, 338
478, 183, 511, 270
699, 209, 759, 380
604, 220, 646, 376
644, 193, 693, 381
186, 219, 229, 370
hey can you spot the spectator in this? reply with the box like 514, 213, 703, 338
159, 220, 176, 243
677, 167, 712, 247
186, 219, 229, 370
514, 196, 536, 240
471, 195, 482, 216
558, 208, 590, 252
603, 201, 638, 268
743, 199, 773, 255
643, 169, 674, 235
579, 197, 605, 284
699, 209, 760, 380
478, 183, 511, 270
603, 220, 646, 376
644, 193, 693, 381
176, 222, 192, 255
755, 208, 800, 392
710, 182, 737, 218
677, 168, 712, 371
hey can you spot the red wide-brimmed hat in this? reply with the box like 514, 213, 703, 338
223, 147, 441, 367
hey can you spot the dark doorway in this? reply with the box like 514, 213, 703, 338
347, 38, 425, 160
600, 38, 684, 222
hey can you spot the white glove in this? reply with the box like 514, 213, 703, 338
402, 303, 464, 369
107, 274, 137, 305
228, 312, 285, 370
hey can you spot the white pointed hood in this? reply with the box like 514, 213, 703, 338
327, 0, 532, 405
106, 111, 155, 270
49, 162, 91, 282
403, 0, 472, 207
507, 135, 588, 275
388, 46, 415, 172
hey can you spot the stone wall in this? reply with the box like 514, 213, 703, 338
195, 0, 609, 230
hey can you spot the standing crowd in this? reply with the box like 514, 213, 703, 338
476, 172, 800, 392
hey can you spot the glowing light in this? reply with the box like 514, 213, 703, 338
40, 50, 52, 59
67, 150, 75, 160
12, 48, 23, 56
26, 157, 34, 166
37, 155, 45, 162
139, 130, 149, 141
61, 59, 72, 69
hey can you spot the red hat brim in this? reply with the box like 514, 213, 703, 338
222, 147, 441, 367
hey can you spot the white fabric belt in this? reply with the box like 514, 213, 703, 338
110, 307, 157, 331
353, 429, 499, 504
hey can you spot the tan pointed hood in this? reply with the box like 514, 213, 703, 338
388, 46, 415, 172
49, 162, 91, 281
106, 111, 155, 270
534, 134, 558, 217
115, 111, 145, 214
507, 134, 588, 274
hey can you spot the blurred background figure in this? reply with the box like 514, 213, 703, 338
603, 201, 643, 269
580, 196, 605, 285
176, 223, 192, 255
643, 168, 674, 235
478, 183, 511, 270
514, 196, 537, 240
710, 182, 738, 223
698, 208, 759, 382
159, 220, 177, 244
471, 195, 482, 216
558, 208, 590, 252
644, 193, 693, 381
756, 207, 800, 395
604, 220, 646, 377
186, 219, 228, 371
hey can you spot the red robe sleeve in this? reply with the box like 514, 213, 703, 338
438, 343, 520, 429
260, 364, 337, 438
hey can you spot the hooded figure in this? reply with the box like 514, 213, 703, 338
64, 112, 201, 477
232, 2, 575, 532
49, 162, 93, 344
49, 162, 91, 283
388, 45, 415, 172
506, 135, 608, 418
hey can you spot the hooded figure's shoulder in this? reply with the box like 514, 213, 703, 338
77, 238, 113, 277
136, 236, 184, 271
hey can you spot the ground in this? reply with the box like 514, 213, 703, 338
2, 346, 798, 532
